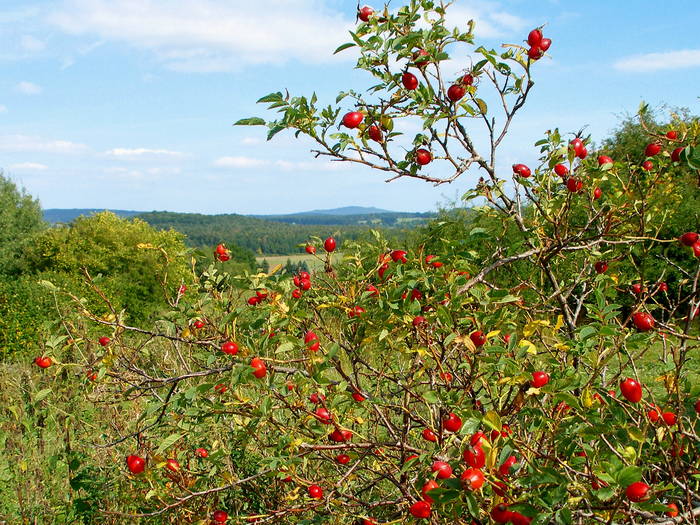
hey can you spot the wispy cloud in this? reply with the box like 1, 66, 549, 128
0, 105, 7, 114
20, 35, 46, 52
9, 162, 49, 171
213, 156, 268, 168
614, 49, 700, 72
0, 134, 88, 154
15, 81, 42, 95
213, 156, 351, 172
104, 147, 185, 158
48, 0, 355, 72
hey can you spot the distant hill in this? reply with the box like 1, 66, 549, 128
299, 206, 394, 215
41, 208, 434, 255
43, 208, 144, 224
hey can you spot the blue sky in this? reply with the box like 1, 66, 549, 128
1, 0, 699, 214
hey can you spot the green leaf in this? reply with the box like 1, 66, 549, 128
34, 388, 52, 402
156, 433, 183, 455
333, 42, 356, 54
423, 391, 440, 404
482, 410, 502, 431
234, 117, 266, 126
616, 465, 642, 487
257, 92, 283, 103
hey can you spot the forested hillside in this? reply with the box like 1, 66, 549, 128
136, 210, 415, 254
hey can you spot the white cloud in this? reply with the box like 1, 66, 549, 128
9, 162, 48, 171
104, 147, 185, 158
0, 105, 6, 113
614, 49, 700, 72
213, 155, 351, 172
15, 81, 42, 95
20, 35, 46, 52
0, 135, 88, 154
436, 2, 528, 39
48, 0, 355, 72
213, 156, 268, 168
241, 136, 261, 145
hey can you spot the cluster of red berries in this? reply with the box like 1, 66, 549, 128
214, 243, 231, 262
526, 28, 552, 61
291, 270, 312, 299
680, 231, 700, 258
247, 289, 268, 306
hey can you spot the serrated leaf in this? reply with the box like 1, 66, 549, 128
34, 388, 52, 402
155, 433, 183, 455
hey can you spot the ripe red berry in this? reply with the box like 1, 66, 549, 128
632, 312, 655, 331
594, 261, 608, 274
412, 49, 430, 68
491, 504, 512, 523
247, 296, 260, 306
98, 336, 110, 347
644, 143, 661, 157
336, 453, 350, 465
593, 187, 603, 200
250, 357, 267, 379
421, 479, 439, 503
422, 428, 437, 442
329, 429, 352, 442
391, 249, 408, 263
195, 447, 208, 458
221, 341, 238, 355
528, 46, 543, 60
554, 163, 569, 176
539, 38, 552, 52
412, 315, 426, 327
443, 412, 462, 432
693, 241, 700, 258
462, 73, 474, 85
620, 378, 643, 403
696, 399, 700, 414
460, 468, 485, 490
566, 177, 583, 192
447, 84, 466, 101
193, 320, 205, 329
570, 138, 585, 156
527, 29, 543, 46
531, 371, 550, 388
642, 160, 653, 171
324, 236, 336, 252
671, 146, 683, 162
680, 232, 699, 246
305, 244, 316, 254
598, 155, 613, 166
292, 289, 302, 299
666, 130, 678, 140
402, 72, 418, 90
215, 243, 227, 255
342, 111, 364, 129
658, 282, 668, 292
358, 5, 374, 22
463, 445, 485, 469
665, 503, 679, 517
308, 484, 323, 499
367, 124, 383, 143
498, 455, 518, 477
512, 163, 531, 178
166, 458, 180, 472
431, 460, 453, 479
470, 330, 487, 347
126, 455, 146, 474
631, 283, 643, 295
213, 510, 229, 523
662, 411, 677, 426
34, 356, 52, 368
425, 254, 443, 268
647, 406, 660, 423
625, 481, 650, 502
470, 431, 488, 447
409, 500, 431, 519
415, 148, 432, 165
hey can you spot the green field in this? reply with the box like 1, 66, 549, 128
256, 253, 330, 272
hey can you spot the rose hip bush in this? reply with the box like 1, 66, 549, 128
38, 1, 700, 523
